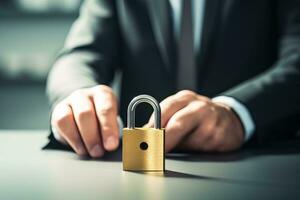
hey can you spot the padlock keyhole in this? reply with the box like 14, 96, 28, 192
140, 142, 148, 150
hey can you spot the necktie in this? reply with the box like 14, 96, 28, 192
177, 0, 196, 91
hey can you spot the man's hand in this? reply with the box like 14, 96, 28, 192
146, 90, 245, 153
51, 85, 119, 158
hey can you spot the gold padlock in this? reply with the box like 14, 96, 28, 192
122, 95, 165, 171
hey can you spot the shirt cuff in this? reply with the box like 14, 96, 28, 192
51, 115, 124, 145
212, 96, 255, 142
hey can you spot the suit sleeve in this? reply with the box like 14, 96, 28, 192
46, 0, 121, 109
223, 0, 300, 143
45, 0, 120, 149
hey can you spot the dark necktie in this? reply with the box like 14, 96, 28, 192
177, 0, 196, 91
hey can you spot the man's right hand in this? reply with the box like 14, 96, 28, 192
51, 85, 120, 158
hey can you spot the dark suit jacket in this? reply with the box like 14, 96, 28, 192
46, 0, 300, 147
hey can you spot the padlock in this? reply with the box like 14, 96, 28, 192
122, 95, 165, 171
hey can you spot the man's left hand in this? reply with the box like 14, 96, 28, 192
145, 90, 245, 153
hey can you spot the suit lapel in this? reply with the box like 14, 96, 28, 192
147, 0, 174, 71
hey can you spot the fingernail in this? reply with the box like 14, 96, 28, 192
76, 145, 87, 156
105, 136, 118, 150
144, 123, 153, 128
143, 124, 149, 128
90, 144, 103, 157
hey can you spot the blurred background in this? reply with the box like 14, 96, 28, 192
0, 0, 82, 129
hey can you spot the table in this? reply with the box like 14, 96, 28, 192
1, 130, 300, 200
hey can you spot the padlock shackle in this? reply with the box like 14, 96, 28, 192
127, 95, 161, 129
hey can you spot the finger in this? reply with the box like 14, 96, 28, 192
52, 103, 87, 156
165, 101, 205, 152
146, 90, 197, 128
177, 125, 215, 152
93, 89, 119, 151
70, 91, 104, 158
177, 109, 219, 152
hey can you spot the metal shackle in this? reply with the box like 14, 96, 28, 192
127, 95, 161, 129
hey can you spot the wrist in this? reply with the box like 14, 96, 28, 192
212, 96, 255, 142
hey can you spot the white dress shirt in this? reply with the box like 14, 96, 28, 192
53, 0, 255, 144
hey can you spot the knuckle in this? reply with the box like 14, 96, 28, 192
192, 101, 207, 112
202, 100, 211, 107
52, 104, 72, 128
215, 126, 224, 135
71, 89, 86, 98
77, 108, 94, 121
163, 98, 180, 110
204, 124, 215, 136
176, 90, 196, 99
209, 104, 219, 114
171, 119, 184, 132
198, 101, 212, 111
93, 85, 118, 105
94, 85, 114, 94
98, 103, 116, 115
53, 112, 72, 128
162, 95, 179, 107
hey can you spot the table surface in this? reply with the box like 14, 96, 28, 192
1, 130, 300, 200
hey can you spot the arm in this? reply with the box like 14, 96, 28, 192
46, 0, 121, 109
46, 0, 122, 157
223, 0, 300, 142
